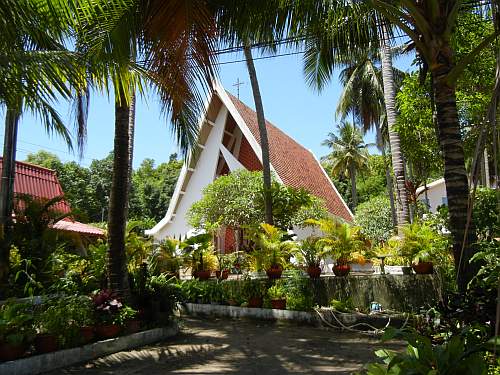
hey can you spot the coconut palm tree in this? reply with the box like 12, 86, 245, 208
0, 0, 87, 284
377, 20, 410, 231
243, 44, 273, 225
369, 0, 495, 291
297, 5, 410, 231
322, 122, 370, 210
335, 49, 401, 227
75, 0, 218, 297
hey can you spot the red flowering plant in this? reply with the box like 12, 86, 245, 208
92, 289, 123, 325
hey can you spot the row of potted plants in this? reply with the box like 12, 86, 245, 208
179, 275, 314, 311
183, 220, 449, 280
0, 291, 140, 362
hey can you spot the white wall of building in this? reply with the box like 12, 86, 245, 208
416, 178, 447, 213
154, 106, 228, 240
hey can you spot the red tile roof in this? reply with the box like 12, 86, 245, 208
53, 218, 104, 236
0, 157, 104, 236
0, 158, 71, 214
226, 92, 353, 222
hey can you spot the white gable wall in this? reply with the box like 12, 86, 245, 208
153, 106, 228, 240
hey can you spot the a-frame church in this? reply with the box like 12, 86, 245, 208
146, 84, 352, 246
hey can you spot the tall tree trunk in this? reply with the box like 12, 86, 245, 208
126, 91, 136, 217
107, 89, 131, 299
482, 148, 490, 187
376, 123, 397, 228
431, 57, 478, 293
349, 163, 358, 210
378, 22, 410, 234
0, 106, 20, 285
243, 44, 273, 225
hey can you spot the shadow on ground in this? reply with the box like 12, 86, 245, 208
47, 317, 403, 374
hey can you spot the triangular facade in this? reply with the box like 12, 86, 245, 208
146, 83, 352, 242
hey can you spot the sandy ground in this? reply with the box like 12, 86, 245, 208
47, 317, 403, 374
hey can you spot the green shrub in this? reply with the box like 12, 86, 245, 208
221, 280, 245, 305
360, 327, 493, 375
0, 301, 34, 346
473, 187, 499, 240
241, 278, 266, 301
148, 274, 183, 314
354, 195, 395, 244
284, 271, 314, 311
398, 222, 452, 266
267, 281, 286, 300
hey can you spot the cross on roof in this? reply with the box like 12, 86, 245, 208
232, 78, 244, 99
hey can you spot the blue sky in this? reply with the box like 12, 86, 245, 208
2, 50, 415, 169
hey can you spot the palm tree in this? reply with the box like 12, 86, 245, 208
377, 20, 410, 231
243, 44, 273, 225
0, 0, 87, 284
369, 0, 494, 291
322, 122, 370, 210
335, 49, 400, 227
297, 5, 411, 231
75, 0, 218, 297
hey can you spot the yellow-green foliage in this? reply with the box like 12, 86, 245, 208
306, 219, 366, 262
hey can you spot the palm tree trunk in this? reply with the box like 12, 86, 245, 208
126, 91, 136, 216
0, 106, 20, 285
431, 62, 478, 293
107, 89, 131, 299
349, 163, 357, 210
376, 123, 397, 228
378, 22, 410, 233
243, 43, 273, 225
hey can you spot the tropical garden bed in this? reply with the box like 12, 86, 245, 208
0, 323, 178, 375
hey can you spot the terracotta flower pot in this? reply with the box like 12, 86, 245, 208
333, 264, 351, 277
96, 324, 121, 339
270, 299, 286, 310
307, 265, 322, 279
0, 342, 27, 361
215, 270, 229, 280
194, 270, 211, 280
247, 297, 263, 308
412, 262, 434, 274
34, 333, 58, 354
80, 326, 95, 344
266, 265, 283, 279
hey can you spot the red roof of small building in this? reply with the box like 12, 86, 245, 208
0, 158, 71, 214
0, 157, 104, 236
226, 92, 353, 222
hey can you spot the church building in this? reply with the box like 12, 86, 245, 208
146, 84, 352, 249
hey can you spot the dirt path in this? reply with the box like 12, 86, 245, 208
49, 318, 402, 374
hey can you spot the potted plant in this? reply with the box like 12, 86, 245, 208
309, 219, 365, 277
250, 224, 295, 279
182, 234, 216, 280
68, 296, 96, 345
349, 249, 376, 273
0, 301, 34, 361
215, 254, 231, 280
92, 289, 123, 339
399, 222, 447, 275
267, 282, 286, 310
294, 236, 325, 278
34, 299, 68, 353
242, 279, 265, 308
221, 281, 244, 306
117, 306, 140, 334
